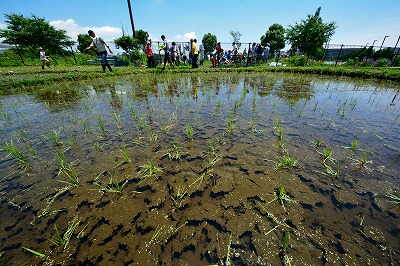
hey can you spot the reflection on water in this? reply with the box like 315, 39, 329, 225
0, 73, 399, 265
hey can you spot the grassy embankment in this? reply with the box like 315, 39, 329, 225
1, 62, 399, 93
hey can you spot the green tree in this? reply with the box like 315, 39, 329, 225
285, 7, 336, 59
260, 23, 285, 56
0, 13, 74, 55
202, 33, 217, 55
114, 35, 137, 53
134, 29, 149, 52
77, 34, 96, 55
114, 29, 149, 63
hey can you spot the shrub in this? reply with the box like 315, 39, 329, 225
286, 55, 307, 66
374, 58, 389, 67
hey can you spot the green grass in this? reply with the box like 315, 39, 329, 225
2, 64, 399, 93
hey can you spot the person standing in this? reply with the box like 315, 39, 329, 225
86, 30, 113, 72
232, 42, 238, 62
199, 40, 205, 65
170, 42, 177, 65
39, 47, 50, 70
145, 40, 155, 68
263, 43, 270, 63
215, 42, 223, 66
191, 39, 199, 68
159, 35, 174, 70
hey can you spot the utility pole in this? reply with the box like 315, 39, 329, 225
379, 36, 389, 50
127, 0, 135, 38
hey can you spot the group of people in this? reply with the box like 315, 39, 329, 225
145, 35, 203, 70
39, 30, 271, 72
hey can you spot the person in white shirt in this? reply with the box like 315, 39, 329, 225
86, 30, 113, 72
232, 42, 238, 62
39, 47, 50, 70
199, 40, 205, 65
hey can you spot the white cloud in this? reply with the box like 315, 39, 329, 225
49, 19, 122, 42
174, 32, 196, 42
0, 22, 6, 29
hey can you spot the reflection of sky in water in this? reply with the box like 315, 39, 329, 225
1, 74, 399, 174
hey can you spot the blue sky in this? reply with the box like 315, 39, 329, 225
1, 0, 399, 50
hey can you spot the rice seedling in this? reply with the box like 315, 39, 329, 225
257, 202, 291, 233
233, 99, 240, 113
359, 150, 369, 167
349, 98, 358, 110
274, 119, 282, 129
96, 114, 106, 135
138, 161, 162, 177
275, 153, 297, 170
112, 111, 122, 129
171, 184, 187, 208
148, 132, 158, 143
351, 137, 359, 152
48, 215, 80, 250
58, 163, 79, 187
326, 117, 334, 128
31, 187, 69, 225
95, 173, 127, 193
385, 191, 400, 204
56, 148, 69, 174
374, 134, 384, 141
189, 170, 211, 190
227, 115, 235, 133
271, 100, 276, 113
185, 124, 193, 140
323, 162, 339, 178
15, 127, 27, 142
146, 222, 187, 248
1, 108, 11, 122
281, 231, 290, 253
280, 231, 292, 266
321, 147, 333, 164
146, 225, 164, 247
276, 179, 295, 212
0, 140, 29, 166
118, 143, 131, 163
163, 143, 182, 161
316, 137, 323, 148
50, 129, 63, 146
8, 200, 21, 209
278, 139, 286, 152
22, 247, 46, 258
128, 103, 138, 118
82, 119, 90, 134
278, 127, 284, 141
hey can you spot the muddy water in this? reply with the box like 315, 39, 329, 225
0, 73, 399, 265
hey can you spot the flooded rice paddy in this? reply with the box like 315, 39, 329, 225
0, 72, 399, 265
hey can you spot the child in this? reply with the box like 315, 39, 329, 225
39, 47, 50, 70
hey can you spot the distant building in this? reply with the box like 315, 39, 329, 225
324, 46, 364, 59
0, 43, 15, 54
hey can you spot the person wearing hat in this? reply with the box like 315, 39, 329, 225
86, 30, 113, 72
39, 47, 50, 70
145, 40, 155, 68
